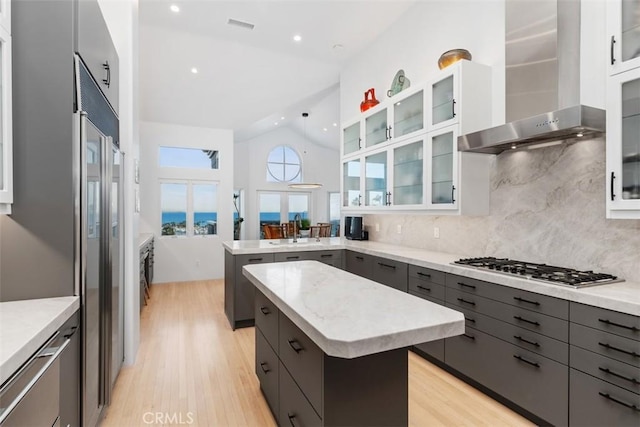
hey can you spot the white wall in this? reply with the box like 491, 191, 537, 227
98, 0, 140, 365
139, 122, 234, 282
235, 126, 340, 240
340, 0, 505, 126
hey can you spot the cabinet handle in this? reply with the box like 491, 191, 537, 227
286, 256, 300, 260
598, 367, 640, 385
260, 362, 270, 373
452, 99, 457, 118
451, 185, 456, 203
599, 318, 640, 332
355, 256, 364, 261
386, 126, 393, 140
513, 296, 540, 306
320, 254, 333, 258
457, 297, 476, 306
462, 333, 475, 340
513, 335, 540, 347
287, 413, 299, 427
610, 35, 616, 65
287, 339, 304, 353
599, 392, 639, 412
417, 285, 431, 292
465, 316, 475, 323
102, 61, 111, 88
260, 306, 270, 315
458, 282, 476, 290
513, 354, 540, 368
358, 194, 362, 206
611, 171, 616, 201
513, 315, 540, 326
416, 272, 431, 278
598, 342, 640, 358
378, 262, 396, 270
249, 258, 263, 262
358, 137, 362, 149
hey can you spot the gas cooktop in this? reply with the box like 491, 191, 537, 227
453, 257, 624, 288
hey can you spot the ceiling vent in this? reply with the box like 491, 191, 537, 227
227, 18, 255, 30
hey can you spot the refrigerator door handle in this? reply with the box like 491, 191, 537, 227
73, 111, 88, 298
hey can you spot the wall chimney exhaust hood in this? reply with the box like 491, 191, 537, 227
458, 0, 606, 154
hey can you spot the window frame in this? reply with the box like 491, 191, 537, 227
160, 179, 219, 239
266, 145, 302, 183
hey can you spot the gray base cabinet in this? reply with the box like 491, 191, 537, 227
345, 250, 373, 279
255, 289, 408, 426
409, 265, 446, 362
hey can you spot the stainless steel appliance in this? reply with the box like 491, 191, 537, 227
345, 216, 368, 240
453, 257, 623, 288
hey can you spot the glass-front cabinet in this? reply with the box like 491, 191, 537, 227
392, 87, 425, 139
606, 67, 640, 218
427, 127, 458, 210
392, 138, 424, 206
364, 108, 389, 148
342, 158, 362, 208
607, 0, 640, 75
431, 74, 456, 130
342, 120, 361, 156
0, 19, 11, 213
364, 151, 388, 206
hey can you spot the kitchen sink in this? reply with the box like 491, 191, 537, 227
268, 239, 324, 247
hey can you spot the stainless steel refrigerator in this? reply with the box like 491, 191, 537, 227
75, 54, 124, 426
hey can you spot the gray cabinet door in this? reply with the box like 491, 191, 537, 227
570, 302, 640, 342
77, 0, 119, 113
345, 250, 373, 279
279, 361, 322, 427
371, 256, 408, 291
232, 253, 274, 327
255, 290, 279, 351
255, 329, 279, 422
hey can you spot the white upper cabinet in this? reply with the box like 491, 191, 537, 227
607, 0, 640, 76
340, 60, 492, 215
0, 6, 11, 214
606, 67, 640, 218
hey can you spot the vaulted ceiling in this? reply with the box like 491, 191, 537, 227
139, 0, 416, 149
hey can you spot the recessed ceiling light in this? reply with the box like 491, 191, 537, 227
280, 116, 285, 120
274, 122, 279, 126
170, 4, 180, 13
323, 128, 328, 132
333, 123, 337, 127
191, 67, 198, 74
293, 34, 302, 42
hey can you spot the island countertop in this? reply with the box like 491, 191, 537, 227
243, 260, 465, 359
0, 296, 79, 385
225, 238, 640, 316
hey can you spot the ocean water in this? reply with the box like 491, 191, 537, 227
162, 212, 217, 225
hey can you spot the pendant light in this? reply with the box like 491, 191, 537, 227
288, 112, 323, 189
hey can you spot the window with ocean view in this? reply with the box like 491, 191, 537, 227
193, 183, 217, 236
160, 181, 218, 237
161, 183, 187, 236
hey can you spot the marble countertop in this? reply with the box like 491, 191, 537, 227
139, 233, 154, 250
244, 261, 465, 359
0, 296, 79, 385
225, 238, 640, 316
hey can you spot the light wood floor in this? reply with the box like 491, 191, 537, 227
101, 280, 535, 427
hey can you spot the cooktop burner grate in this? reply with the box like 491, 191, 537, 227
453, 257, 624, 288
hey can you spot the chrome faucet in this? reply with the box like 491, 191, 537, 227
292, 213, 302, 243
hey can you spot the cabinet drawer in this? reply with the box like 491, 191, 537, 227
448, 304, 568, 365
345, 251, 373, 279
570, 323, 640, 368
279, 315, 323, 415
408, 265, 445, 285
445, 327, 501, 389
255, 291, 279, 350
571, 302, 640, 342
570, 368, 640, 427
570, 345, 640, 394
255, 329, 279, 422
445, 274, 496, 297
408, 277, 445, 301
312, 251, 343, 269
274, 252, 317, 262
279, 361, 322, 427
371, 256, 408, 292
408, 290, 444, 306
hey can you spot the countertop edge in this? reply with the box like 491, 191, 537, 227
0, 296, 80, 385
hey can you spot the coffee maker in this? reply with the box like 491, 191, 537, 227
344, 216, 368, 240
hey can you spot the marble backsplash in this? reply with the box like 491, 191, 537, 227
363, 137, 640, 283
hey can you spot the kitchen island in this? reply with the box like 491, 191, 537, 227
243, 260, 464, 426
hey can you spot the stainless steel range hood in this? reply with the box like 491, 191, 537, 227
459, 0, 606, 154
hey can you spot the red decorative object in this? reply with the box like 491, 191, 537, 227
360, 88, 380, 112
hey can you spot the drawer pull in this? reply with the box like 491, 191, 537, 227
249, 258, 263, 262
457, 297, 476, 306
513, 315, 540, 326
417, 285, 431, 292
599, 367, 640, 385
260, 306, 270, 315
465, 317, 476, 323
598, 342, 640, 358
417, 272, 431, 278
287, 413, 299, 427
378, 262, 396, 270
286, 256, 300, 260
513, 354, 540, 368
355, 256, 364, 261
287, 339, 304, 353
462, 333, 475, 340
513, 296, 540, 306
320, 254, 333, 258
598, 318, 640, 332
513, 335, 540, 347
457, 282, 476, 290
598, 392, 640, 412
259, 362, 270, 373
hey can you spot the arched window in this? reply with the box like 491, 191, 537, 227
266, 145, 301, 183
